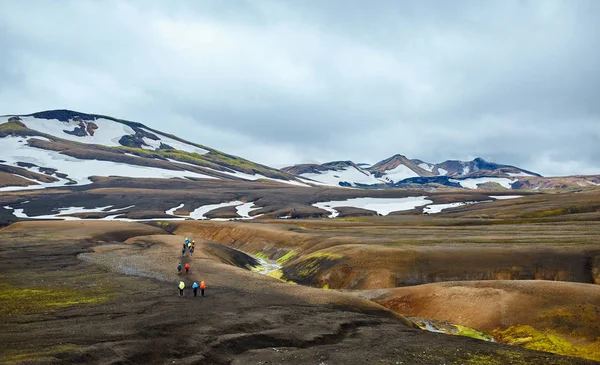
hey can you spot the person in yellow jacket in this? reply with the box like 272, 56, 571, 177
178, 281, 185, 296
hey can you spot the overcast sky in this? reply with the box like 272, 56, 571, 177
1, 1, 599, 176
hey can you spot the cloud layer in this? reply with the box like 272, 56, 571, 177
1, 0, 599, 175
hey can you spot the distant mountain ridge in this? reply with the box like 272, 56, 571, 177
282, 154, 550, 189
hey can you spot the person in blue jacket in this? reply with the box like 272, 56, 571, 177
192, 282, 199, 297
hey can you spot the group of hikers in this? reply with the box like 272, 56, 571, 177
177, 237, 206, 297
182, 238, 195, 257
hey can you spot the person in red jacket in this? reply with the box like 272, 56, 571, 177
200, 281, 206, 297
184, 263, 190, 274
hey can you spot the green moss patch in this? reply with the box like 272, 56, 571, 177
276, 250, 297, 265
455, 324, 496, 342
0, 283, 110, 315
493, 325, 600, 361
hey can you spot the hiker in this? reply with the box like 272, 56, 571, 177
184, 263, 190, 274
189, 244, 194, 257
177, 263, 182, 274
178, 281, 185, 296
200, 281, 206, 297
182, 243, 186, 257
185, 237, 190, 244
192, 282, 199, 297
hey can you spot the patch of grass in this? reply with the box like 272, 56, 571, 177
492, 324, 600, 361
455, 324, 496, 342
537, 303, 600, 338
264, 269, 297, 285
276, 250, 297, 265
2, 344, 83, 364
0, 282, 110, 315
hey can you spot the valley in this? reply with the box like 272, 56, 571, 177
1, 111, 599, 364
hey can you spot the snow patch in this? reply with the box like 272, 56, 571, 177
4, 205, 134, 220
312, 196, 432, 218
450, 177, 516, 189
507, 172, 532, 177
236, 202, 261, 218
382, 164, 419, 183
16, 116, 135, 147
300, 166, 385, 187
437, 168, 448, 176
165, 203, 185, 215
0, 136, 218, 191
418, 163, 434, 172
423, 202, 467, 214
489, 195, 524, 200
189, 201, 244, 220
140, 128, 208, 155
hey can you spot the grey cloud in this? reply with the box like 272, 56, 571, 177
0, 0, 599, 176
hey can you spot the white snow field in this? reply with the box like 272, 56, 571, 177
418, 163, 434, 172
186, 201, 265, 220
4, 115, 210, 155
507, 172, 533, 177
437, 168, 448, 176
381, 164, 419, 183
188, 201, 244, 220
140, 128, 208, 155
165, 203, 185, 215
14, 116, 135, 147
489, 195, 524, 200
0, 136, 218, 190
166, 159, 309, 186
422, 202, 467, 214
312, 196, 433, 218
236, 202, 262, 218
299, 166, 385, 187
3, 205, 135, 220
450, 177, 516, 189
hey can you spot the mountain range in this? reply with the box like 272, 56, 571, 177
1, 110, 598, 192
283, 154, 543, 189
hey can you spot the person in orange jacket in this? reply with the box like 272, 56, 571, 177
200, 281, 206, 297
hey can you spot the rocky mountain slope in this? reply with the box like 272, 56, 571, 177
284, 154, 599, 190
0, 110, 306, 191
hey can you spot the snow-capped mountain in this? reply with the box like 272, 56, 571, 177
282, 161, 386, 187
0, 110, 306, 191
283, 154, 546, 189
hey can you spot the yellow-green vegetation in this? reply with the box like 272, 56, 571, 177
285, 251, 344, 283
537, 303, 600, 338
114, 142, 289, 179
493, 325, 600, 361
2, 345, 83, 365
276, 250, 297, 265
0, 283, 110, 315
0, 121, 28, 133
458, 349, 579, 365
264, 269, 296, 284
454, 324, 496, 342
